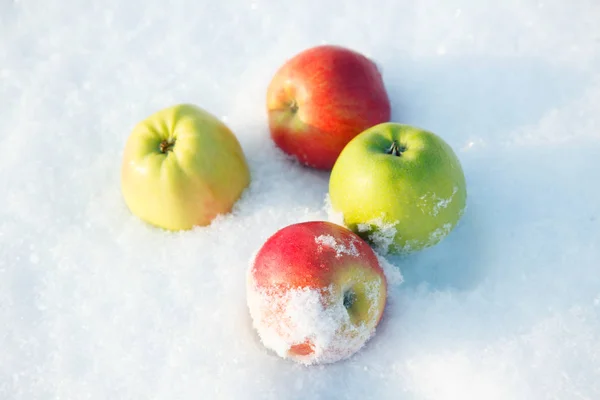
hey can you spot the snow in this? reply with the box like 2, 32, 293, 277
314, 234, 361, 258
356, 216, 400, 254
426, 186, 458, 217
246, 273, 385, 366
1, 0, 599, 399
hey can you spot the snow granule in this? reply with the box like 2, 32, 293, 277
428, 223, 453, 245
356, 216, 399, 255
315, 234, 361, 258
418, 186, 459, 217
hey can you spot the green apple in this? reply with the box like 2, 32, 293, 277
328, 122, 467, 254
121, 104, 250, 231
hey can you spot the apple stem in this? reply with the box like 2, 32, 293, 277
387, 140, 405, 157
159, 139, 175, 154
289, 100, 298, 113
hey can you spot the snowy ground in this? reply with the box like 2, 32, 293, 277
1, 0, 600, 399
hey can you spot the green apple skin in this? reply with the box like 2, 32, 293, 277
121, 104, 250, 231
329, 122, 467, 254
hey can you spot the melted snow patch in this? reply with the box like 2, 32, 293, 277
418, 186, 459, 217
434, 187, 458, 215
428, 223, 453, 245
399, 223, 454, 253
246, 273, 384, 365
315, 234, 361, 258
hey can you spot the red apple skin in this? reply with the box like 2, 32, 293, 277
247, 221, 388, 364
267, 45, 392, 170
252, 221, 385, 293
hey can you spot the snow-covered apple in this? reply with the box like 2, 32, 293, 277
247, 221, 387, 365
121, 104, 250, 231
329, 122, 467, 254
266, 45, 391, 170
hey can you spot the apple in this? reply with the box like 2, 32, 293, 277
328, 122, 467, 254
266, 45, 391, 170
246, 221, 387, 365
121, 103, 250, 231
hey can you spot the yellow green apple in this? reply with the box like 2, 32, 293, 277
120, 104, 250, 231
328, 122, 467, 254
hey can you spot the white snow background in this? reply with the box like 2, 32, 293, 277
1, 0, 600, 399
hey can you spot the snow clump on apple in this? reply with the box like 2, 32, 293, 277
356, 216, 398, 255
246, 274, 384, 365
314, 234, 361, 257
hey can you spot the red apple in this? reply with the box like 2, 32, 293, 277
246, 221, 388, 365
266, 45, 391, 170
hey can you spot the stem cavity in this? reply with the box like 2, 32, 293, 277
288, 100, 299, 113
159, 139, 175, 154
386, 140, 406, 157
343, 289, 357, 310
